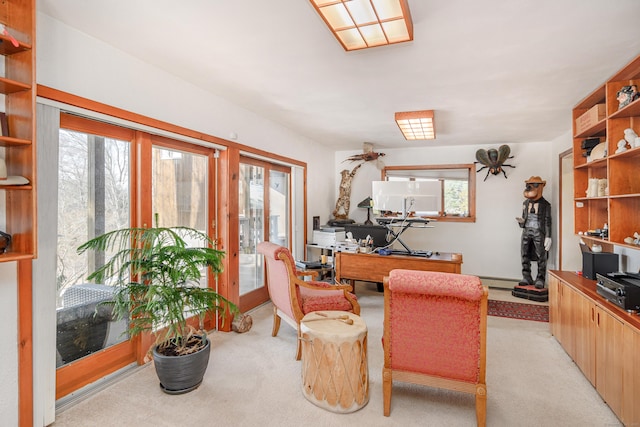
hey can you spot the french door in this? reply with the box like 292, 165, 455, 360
55, 114, 137, 399
54, 116, 217, 398
239, 157, 290, 310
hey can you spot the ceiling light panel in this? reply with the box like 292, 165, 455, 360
320, 3, 353, 29
372, 0, 403, 20
345, 0, 377, 25
395, 110, 436, 140
310, 0, 413, 51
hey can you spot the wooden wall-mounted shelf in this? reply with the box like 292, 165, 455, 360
0, 0, 36, 262
572, 53, 640, 252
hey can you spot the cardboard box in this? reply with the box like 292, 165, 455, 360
575, 104, 605, 135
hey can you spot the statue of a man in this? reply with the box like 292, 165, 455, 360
516, 176, 552, 289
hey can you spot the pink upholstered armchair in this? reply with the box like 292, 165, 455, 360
382, 269, 488, 426
257, 242, 360, 360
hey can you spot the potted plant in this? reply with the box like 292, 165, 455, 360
77, 218, 238, 394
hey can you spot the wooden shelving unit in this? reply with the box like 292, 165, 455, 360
573, 53, 640, 253
0, 0, 36, 262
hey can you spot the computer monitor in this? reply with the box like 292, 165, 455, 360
372, 180, 440, 217
344, 224, 391, 249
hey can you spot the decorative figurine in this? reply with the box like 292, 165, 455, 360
617, 85, 639, 109
516, 176, 552, 289
615, 139, 628, 154
0, 230, 11, 254
344, 151, 386, 164
332, 163, 362, 222
624, 128, 638, 147
475, 144, 516, 181
331, 143, 384, 225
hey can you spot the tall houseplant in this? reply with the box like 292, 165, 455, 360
77, 220, 238, 394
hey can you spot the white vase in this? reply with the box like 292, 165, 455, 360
587, 178, 599, 197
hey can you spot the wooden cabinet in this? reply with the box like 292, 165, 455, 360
573, 291, 595, 385
0, 0, 36, 262
548, 274, 595, 385
549, 271, 640, 425
572, 54, 640, 252
594, 306, 624, 417
548, 274, 561, 338
623, 325, 640, 424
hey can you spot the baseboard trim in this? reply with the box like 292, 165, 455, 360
479, 276, 519, 289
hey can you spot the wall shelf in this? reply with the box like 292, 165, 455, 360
0, 0, 36, 262
0, 135, 31, 147
0, 34, 31, 55
573, 53, 640, 251
0, 76, 31, 94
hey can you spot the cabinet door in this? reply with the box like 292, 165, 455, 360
573, 293, 595, 385
548, 275, 561, 338
559, 282, 576, 358
622, 325, 640, 425
595, 307, 624, 416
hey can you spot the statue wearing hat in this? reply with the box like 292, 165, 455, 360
516, 176, 551, 289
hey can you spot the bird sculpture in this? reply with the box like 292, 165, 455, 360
344, 151, 386, 163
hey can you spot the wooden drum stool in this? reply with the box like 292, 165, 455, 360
300, 311, 369, 413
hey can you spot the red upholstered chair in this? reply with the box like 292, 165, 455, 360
382, 269, 488, 427
257, 241, 360, 360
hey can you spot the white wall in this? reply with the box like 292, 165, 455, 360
36, 13, 336, 240
334, 142, 555, 279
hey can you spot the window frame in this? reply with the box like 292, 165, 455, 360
381, 163, 476, 223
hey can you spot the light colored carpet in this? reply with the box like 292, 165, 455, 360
53, 284, 620, 426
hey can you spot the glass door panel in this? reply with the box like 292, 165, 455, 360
152, 145, 209, 288
269, 169, 289, 246
239, 163, 265, 295
56, 129, 131, 367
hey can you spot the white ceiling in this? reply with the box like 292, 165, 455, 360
38, 0, 640, 151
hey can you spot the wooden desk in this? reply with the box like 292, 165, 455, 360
334, 251, 462, 288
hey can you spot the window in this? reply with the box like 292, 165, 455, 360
238, 157, 291, 300
56, 118, 134, 367
382, 164, 476, 222
152, 144, 210, 287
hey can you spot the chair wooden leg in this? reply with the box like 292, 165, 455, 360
383, 368, 392, 416
295, 327, 302, 361
271, 307, 281, 337
476, 384, 487, 427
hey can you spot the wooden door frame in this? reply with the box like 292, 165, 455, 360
558, 148, 572, 271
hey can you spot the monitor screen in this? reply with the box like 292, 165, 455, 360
372, 180, 440, 216
344, 224, 391, 249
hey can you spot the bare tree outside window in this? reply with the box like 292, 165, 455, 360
57, 129, 130, 299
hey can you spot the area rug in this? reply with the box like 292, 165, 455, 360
488, 299, 549, 322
